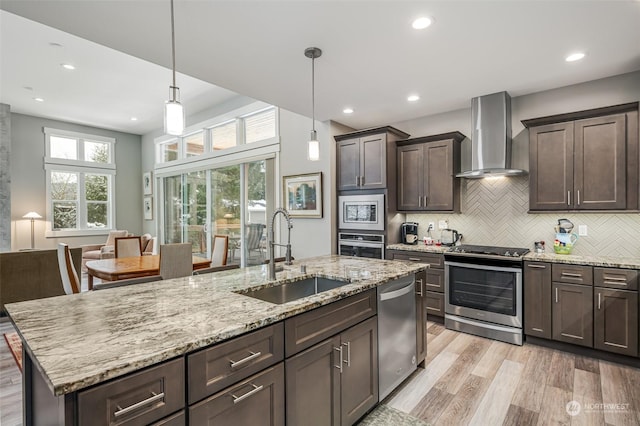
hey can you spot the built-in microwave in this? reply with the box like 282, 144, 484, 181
338, 193, 385, 231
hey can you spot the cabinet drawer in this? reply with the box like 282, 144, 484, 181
188, 323, 284, 404
189, 363, 285, 426
285, 289, 376, 357
425, 291, 444, 317
552, 264, 593, 285
424, 268, 445, 292
78, 358, 184, 426
594, 267, 638, 290
151, 410, 185, 426
390, 251, 444, 268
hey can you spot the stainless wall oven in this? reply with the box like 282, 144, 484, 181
338, 194, 385, 231
444, 245, 528, 345
338, 232, 385, 259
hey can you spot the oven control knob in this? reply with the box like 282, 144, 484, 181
504, 251, 511, 257
513, 251, 519, 257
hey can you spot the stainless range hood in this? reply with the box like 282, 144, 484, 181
456, 91, 526, 178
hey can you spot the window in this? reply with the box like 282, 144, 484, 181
44, 128, 116, 236
211, 120, 237, 151
244, 108, 276, 144
184, 131, 204, 157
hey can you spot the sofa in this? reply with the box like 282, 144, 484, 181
0, 247, 82, 314
81, 231, 154, 271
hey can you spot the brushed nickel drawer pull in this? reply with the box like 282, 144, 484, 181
114, 392, 165, 418
555, 288, 558, 303
334, 346, 343, 373
598, 293, 601, 310
527, 264, 546, 269
231, 384, 264, 404
416, 278, 424, 296
343, 341, 351, 367
409, 257, 422, 261
229, 351, 262, 368
561, 272, 582, 278
603, 276, 627, 282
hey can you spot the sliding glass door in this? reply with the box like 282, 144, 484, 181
161, 159, 273, 266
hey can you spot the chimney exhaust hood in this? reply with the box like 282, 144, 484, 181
456, 91, 526, 179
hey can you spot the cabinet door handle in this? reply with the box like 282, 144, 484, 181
342, 342, 351, 367
555, 287, 558, 303
231, 384, 264, 404
416, 278, 424, 296
409, 257, 422, 261
567, 191, 571, 206
360, 176, 365, 186
577, 190, 581, 205
598, 293, 601, 310
527, 264, 546, 269
229, 351, 262, 368
418, 196, 422, 207
561, 272, 582, 278
334, 346, 343, 373
424, 196, 428, 206
114, 392, 165, 418
603, 276, 626, 282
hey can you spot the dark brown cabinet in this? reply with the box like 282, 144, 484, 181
189, 363, 285, 425
335, 127, 409, 191
524, 104, 639, 211
552, 282, 593, 348
594, 288, 638, 357
396, 132, 464, 212
523, 261, 552, 339
285, 317, 378, 426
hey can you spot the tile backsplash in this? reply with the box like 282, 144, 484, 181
407, 176, 640, 258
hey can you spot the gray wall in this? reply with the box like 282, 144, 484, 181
0, 104, 11, 252
10, 113, 143, 250
393, 71, 640, 257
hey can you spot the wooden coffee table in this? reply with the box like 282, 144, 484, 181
86, 255, 211, 290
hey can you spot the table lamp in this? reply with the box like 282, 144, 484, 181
22, 211, 42, 249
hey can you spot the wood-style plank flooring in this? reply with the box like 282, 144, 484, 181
386, 321, 640, 425
1, 318, 639, 425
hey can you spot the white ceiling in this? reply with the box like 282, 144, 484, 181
1, 1, 639, 136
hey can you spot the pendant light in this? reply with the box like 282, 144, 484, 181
305, 47, 322, 161
164, 0, 185, 136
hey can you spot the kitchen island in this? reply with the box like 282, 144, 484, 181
5, 255, 427, 425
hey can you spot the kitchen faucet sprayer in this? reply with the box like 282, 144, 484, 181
268, 208, 293, 280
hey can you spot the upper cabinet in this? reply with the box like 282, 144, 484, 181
396, 132, 465, 212
335, 127, 409, 191
524, 103, 639, 211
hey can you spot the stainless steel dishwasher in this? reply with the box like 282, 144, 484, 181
377, 274, 417, 400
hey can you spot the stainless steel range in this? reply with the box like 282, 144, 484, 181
444, 244, 530, 345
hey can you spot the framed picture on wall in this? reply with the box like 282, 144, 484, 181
143, 171, 153, 195
143, 197, 153, 220
283, 172, 322, 218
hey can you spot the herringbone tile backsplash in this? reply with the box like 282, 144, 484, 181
406, 176, 640, 258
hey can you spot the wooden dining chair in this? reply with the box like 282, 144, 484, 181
115, 236, 142, 258
159, 243, 193, 280
57, 243, 80, 294
211, 235, 228, 267
93, 275, 162, 290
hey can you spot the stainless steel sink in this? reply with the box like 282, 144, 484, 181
237, 277, 350, 304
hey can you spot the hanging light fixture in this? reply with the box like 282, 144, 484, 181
304, 47, 322, 161
164, 0, 185, 136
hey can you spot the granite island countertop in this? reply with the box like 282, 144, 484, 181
388, 243, 640, 269
4, 255, 427, 396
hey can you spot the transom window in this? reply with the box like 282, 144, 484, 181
44, 128, 116, 236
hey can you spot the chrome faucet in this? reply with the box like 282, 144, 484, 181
268, 208, 293, 280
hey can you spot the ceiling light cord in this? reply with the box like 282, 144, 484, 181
311, 52, 315, 133
170, 0, 177, 101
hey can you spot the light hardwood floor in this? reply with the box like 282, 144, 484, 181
1, 318, 639, 425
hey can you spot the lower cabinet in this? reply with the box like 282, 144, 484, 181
594, 287, 638, 357
286, 316, 378, 426
524, 261, 552, 339
552, 282, 593, 347
189, 363, 285, 425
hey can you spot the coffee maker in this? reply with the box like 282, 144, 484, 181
401, 222, 419, 245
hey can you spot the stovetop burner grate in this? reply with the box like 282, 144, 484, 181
447, 244, 530, 258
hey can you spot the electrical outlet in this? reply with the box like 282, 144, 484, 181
428, 222, 435, 231
578, 225, 588, 236
438, 219, 448, 230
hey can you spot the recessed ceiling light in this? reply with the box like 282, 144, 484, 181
130, 117, 138, 121
49, 42, 63, 48
33, 97, 44, 102
61, 63, 76, 70
343, 108, 354, 114
412, 16, 433, 30
407, 94, 420, 102
565, 52, 586, 62
23, 86, 33, 91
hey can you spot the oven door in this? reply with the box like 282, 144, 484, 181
445, 261, 522, 328
338, 241, 385, 259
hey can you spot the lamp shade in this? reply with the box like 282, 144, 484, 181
308, 139, 320, 162
164, 100, 184, 136
23, 212, 42, 219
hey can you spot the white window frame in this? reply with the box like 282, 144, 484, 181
44, 128, 116, 237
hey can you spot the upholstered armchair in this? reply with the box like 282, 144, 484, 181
80, 230, 128, 271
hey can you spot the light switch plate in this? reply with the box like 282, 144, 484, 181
438, 220, 448, 230
578, 225, 588, 236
